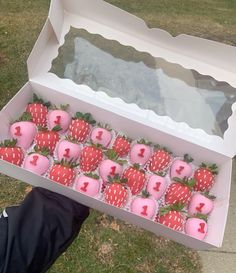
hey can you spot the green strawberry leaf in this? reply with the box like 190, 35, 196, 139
183, 154, 193, 163
52, 125, 62, 132
18, 112, 33, 122
141, 190, 150, 198
0, 139, 18, 148
192, 213, 208, 222
84, 173, 100, 180
137, 138, 152, 146
32, 93, 51, 107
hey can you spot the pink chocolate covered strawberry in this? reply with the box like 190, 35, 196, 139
112, 135, 131, 157
104, 175, 129, 208
9, 112, 37, 150
130, 139, 152, 166
185, 214, 208, 240
75, 173, 101, 197
146, 172, 168, 200
35, 125, 61, 154
170, 154, 193, 179
122, 164, 146, 195
69, 112, 96, 142
188, 192, 215, 216
23, 146, 50, 175
48, 104, 71, 133
99, 149, 126, 183
156, 203, 185, 231
193, 163, 218, 192
130, 191, 158, 220
90, 124, 112, 148
56, 137, 81, 162
48, 159, 77, 186
80, 144, 103, 172
0, 139, 24, 166
26, 93, 50, 127
148, 145, 172, 172
165, 177, 195, 206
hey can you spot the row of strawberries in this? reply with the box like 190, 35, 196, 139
0, 94, 218, 241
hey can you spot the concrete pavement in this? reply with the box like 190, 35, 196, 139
199, 159, 236, 273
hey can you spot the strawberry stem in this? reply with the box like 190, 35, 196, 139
183, 154, 193, 163
31, 93, 51, 108
74, 112, 96, 125
200, 163, 218, 175
84, 173, 100, 180
137, 138, 152, 146
172, 177, 196, 188
0, 139, 18, 147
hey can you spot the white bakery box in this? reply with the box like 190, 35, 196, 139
1, 0, 236, 250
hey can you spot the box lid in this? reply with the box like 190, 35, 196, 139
27, 0, 236, 158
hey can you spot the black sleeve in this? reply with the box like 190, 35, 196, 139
0, 187, 89, 273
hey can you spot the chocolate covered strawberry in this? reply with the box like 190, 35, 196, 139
130, 191, 157, 220
75, 173, 101, 197
0, 139, 24, 166
26, 93, 50, 127
188, 192, 215, 216
193, 163, 218, 191
23, 146, 50, 175
48, 159, 77, 186
122, 164, 146, 195
80, 144, 103, 172
170, 154, 193, 179
56, 137, 81, 162
104, 175, 128, 208
48, 104, 71, 133
185, 214, 208, 240
9, 112, 37, 150
35, 125, 61, 154
99, 149, 126, 183
90, 124, 112, 148
156, 203, 185, 231
146, 172, 168, 200
68, 112, 96, 142
148, 145, 172, 172
112, 135, 131, 157
130, 139, 152, 166
165, 177, 195, 206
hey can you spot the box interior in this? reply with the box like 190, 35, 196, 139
0, 82, 232, 249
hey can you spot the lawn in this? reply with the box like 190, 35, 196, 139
0, 0, 236, 272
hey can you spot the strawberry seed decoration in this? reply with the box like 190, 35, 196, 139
2, 96, 221, 242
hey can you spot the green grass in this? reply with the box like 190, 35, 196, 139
1, 0, 236, 272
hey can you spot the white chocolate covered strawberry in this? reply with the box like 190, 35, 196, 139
75, 173, 101, 197
130, 191, 158, 220
185, 214, 208, 240
23, 147, 50, 175
9, 112, 37, 150
90, 125, 112, 148
146, 173, 168, 200
98, 149, 126, 183
48, 104, 71, 133
170, 154, 193, 179
56, 137, 81, 162
130, 139, 152, 166
188, 192, 215, 216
